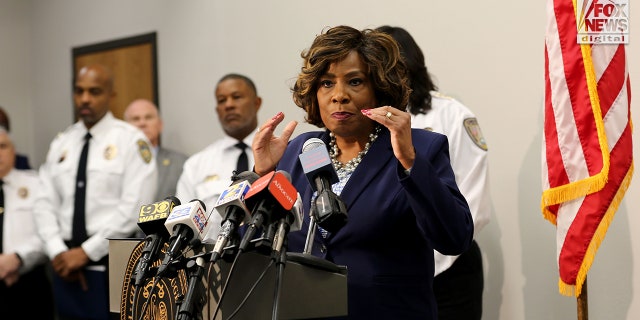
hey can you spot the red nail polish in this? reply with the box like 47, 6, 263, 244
272, 112, 282, 120
361, 109, 371, 116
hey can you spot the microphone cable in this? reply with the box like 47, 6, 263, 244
224, 259, 274, 320
135, 275, 162, 320
211, 245, 274, 320
211, 247, 242, 320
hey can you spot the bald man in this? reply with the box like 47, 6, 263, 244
124, 99, 187, 201
34, 64, 157, 320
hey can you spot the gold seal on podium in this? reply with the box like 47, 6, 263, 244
120, 240, 188, 320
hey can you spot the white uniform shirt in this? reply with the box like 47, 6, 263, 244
175, 129, 256, 242
411, 92, 492, 276
2, 168, 48, 273
34, 112, 157, 262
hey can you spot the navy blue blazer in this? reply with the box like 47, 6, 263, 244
278, 128, 473, 320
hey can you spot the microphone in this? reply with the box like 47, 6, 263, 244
175, 256, 208, 320
156, 199, 208, 277
272, 192, 304, 258
238, 170, 298, 253
299, 138, 348, 233
209, 171, 260, 263
132, 196, 181, 287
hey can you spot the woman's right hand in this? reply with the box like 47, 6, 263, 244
252, 112, 297, 176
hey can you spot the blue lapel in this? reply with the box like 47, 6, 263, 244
338, 128, 394, 213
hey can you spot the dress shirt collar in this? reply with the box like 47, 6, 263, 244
222, 127, 258, 151
0, 169, 15, 186
74, 111, 116, 142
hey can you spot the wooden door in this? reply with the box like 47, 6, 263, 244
72, 32, 158, 121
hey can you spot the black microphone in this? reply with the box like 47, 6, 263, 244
299, 138, 348, 233
175, 256, 208, 320
271, 192, 304, 259
238, 170, 298, 253
132, 196, 181, 287
209, 171, 260, 263
156, 199, 208, 277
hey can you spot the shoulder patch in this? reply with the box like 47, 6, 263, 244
463, 118, 488, 151
137, 139, 152, 164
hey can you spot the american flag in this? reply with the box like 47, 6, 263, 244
541, 0, 633, 296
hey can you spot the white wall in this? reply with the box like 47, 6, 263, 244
0, 0, 34, 159
2, 0, 639, 319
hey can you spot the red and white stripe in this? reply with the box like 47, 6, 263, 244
542, 0, 632, 297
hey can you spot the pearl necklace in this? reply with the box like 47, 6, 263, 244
329, 126, 381, 180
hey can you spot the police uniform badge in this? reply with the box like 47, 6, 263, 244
137, 139, 152, 164
463, 118, 488, 151
18, 187, 28, 199
104, 145, 117, 160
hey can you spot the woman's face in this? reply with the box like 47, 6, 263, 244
316, 50, 377, 139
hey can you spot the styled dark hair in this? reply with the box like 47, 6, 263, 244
376, 25, 438, 115
292, 25, 411, 127
217, 73, 258, 96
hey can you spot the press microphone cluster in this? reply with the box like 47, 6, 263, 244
209, 171, 260, 263
299, 138, 348, 233
238, 170, 299, 253
156, 199, 209, 277
132, 196, 181, 287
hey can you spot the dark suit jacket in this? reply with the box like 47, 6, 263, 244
15, 153, 31, 169
280, 128, 473, 320
155, 147, 188, 201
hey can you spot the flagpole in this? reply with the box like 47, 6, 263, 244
577, 277, 588, 320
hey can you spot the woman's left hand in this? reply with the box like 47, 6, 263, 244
361, 107, 415, 170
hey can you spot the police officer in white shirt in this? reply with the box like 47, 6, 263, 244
0, 127, 55, 319
34, 64, 157, 320
176, 73, 261, 241
378, 26, 491, 320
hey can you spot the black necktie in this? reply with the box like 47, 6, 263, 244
0, 180, 4, 253
72, 132, 91, 246
235, 141, 249, 173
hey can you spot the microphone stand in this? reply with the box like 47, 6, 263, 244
175, 256, 207, 320
303, 215, 317, 254
271, 238, 288, 320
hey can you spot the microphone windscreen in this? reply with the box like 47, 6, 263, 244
299, 138, 339, 190
190, 199, 207, 212
232, 171, 261, 184
302, 137, 325, 153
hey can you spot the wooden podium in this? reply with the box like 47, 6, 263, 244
109, 239, 348, 320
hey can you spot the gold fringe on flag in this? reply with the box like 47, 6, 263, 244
541, 42, 611, 226
558, 165, 633, 296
